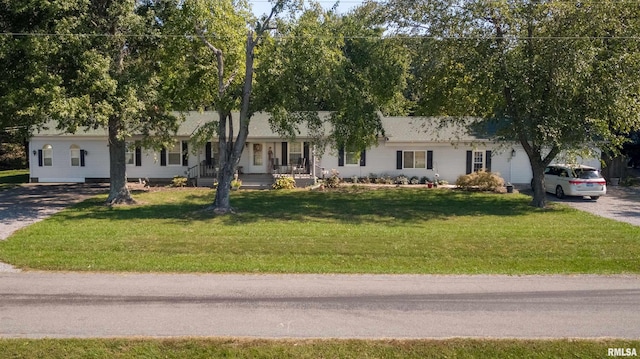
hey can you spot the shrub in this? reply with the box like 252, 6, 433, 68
272, 176, 296, 190
171, 176, 187, 187
410, 176, 420, 185
324, 169, 341, 188
456, 171, 505, 192
396, 175, 409, 185
231, 179, 242, 190
420, 176, 430, 184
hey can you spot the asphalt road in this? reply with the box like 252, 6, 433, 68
1, 273, 639, 339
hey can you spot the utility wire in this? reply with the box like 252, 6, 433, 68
1, 32, 640, 40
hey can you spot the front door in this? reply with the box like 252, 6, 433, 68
249, 143, 266, 173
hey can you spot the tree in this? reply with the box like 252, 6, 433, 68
160, 0, 408, 214
0, 1, 72, 165
44, 0, 182, 204
383, 0, 640, 207
255, 2, 410, 159
157, 0, 275, 214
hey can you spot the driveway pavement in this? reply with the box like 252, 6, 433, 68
547, 186, 640, 227
0, 183, 107, 271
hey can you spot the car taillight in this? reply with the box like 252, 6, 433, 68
597, 181, 606, 185
569, 180, 583, 185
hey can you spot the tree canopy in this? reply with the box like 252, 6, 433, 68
255, 2, 410, 153
383, 0, 640, 207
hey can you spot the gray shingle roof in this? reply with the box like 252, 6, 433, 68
32, 112, 486, 142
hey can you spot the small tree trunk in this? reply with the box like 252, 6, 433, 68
212, 161, 235, 214
106, 116, 135, 205
530, 164, 547, 208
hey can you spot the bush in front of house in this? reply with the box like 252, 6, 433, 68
171, 176, 187, 187
322, 169, 341, 188
272, 176, 296, 190
456, 171, 505, 192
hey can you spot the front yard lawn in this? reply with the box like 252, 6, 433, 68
0, 187, 638, 274
1, 338, 638, 358
0, 169, 28, 190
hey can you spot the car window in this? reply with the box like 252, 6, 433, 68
545, 167, 556, 175
575, 169, 602, 179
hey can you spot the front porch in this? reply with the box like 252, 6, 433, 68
187, 161, 316, 189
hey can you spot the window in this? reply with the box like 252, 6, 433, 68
167, 142, 181, 166
345, 151, 360, 166
125, 144, 135, 166
403, 151, 426, 169
473, 151, 484, 172
70, 144, 81, 166
253, 143, 263, 166
42, 144, 53, 166
289, 142, 302, 166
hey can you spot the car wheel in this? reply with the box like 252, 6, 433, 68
591, 196, 600, 201
555, 185, 565, 199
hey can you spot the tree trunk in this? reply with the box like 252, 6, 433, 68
212, 159, 235, 213
530, 163, 547, 208
106, 116, 135, 205
210, 31, 256, 215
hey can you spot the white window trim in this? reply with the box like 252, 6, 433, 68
167, 143, 182, 166
344, 151, 360, 166
403, 150, 426, 169
43, 144, 53, 167
125, 144, 135, 166
473, 150, 485, 172
289, 142, 303, 166
70, 145, 81, 167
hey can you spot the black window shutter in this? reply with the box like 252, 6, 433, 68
80, 149, 85, 167
396, 151, 403, 169
160, 148, 167, 166
38, 150, 43, 167
360, 150, 366, 167
135, 147, 142, 167
281, 142, 288, 166
466, 151, 472, 174
338, 148, 344, 167
205, 142, 212, 165
486, 150, 492, 172
427, 150, 433, 170
182, 141, 188, 166
303, 142, 310, 171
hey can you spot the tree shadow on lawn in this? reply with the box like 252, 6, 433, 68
56, 188, 547, 226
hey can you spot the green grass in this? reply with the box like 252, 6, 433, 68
0, 338, 637, 358
0, 169, 28, 189
1, 187, 639, 274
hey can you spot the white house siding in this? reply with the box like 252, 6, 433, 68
29, 114, 602, 185
30, 137, 199, 183
30, 138, 110, 182
319, 141, 531, 184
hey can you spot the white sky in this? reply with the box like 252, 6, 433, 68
249, 0, 366, 17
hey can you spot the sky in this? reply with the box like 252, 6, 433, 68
249, 0, 366, 17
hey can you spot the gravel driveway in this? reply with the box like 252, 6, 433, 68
0, 183, 107, 272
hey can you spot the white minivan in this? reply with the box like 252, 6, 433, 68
542, 164, 607, 200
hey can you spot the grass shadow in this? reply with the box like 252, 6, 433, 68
55, 187, 547, 226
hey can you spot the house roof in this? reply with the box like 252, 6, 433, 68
382, 117, 486, 143
31, 112, 488, 143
